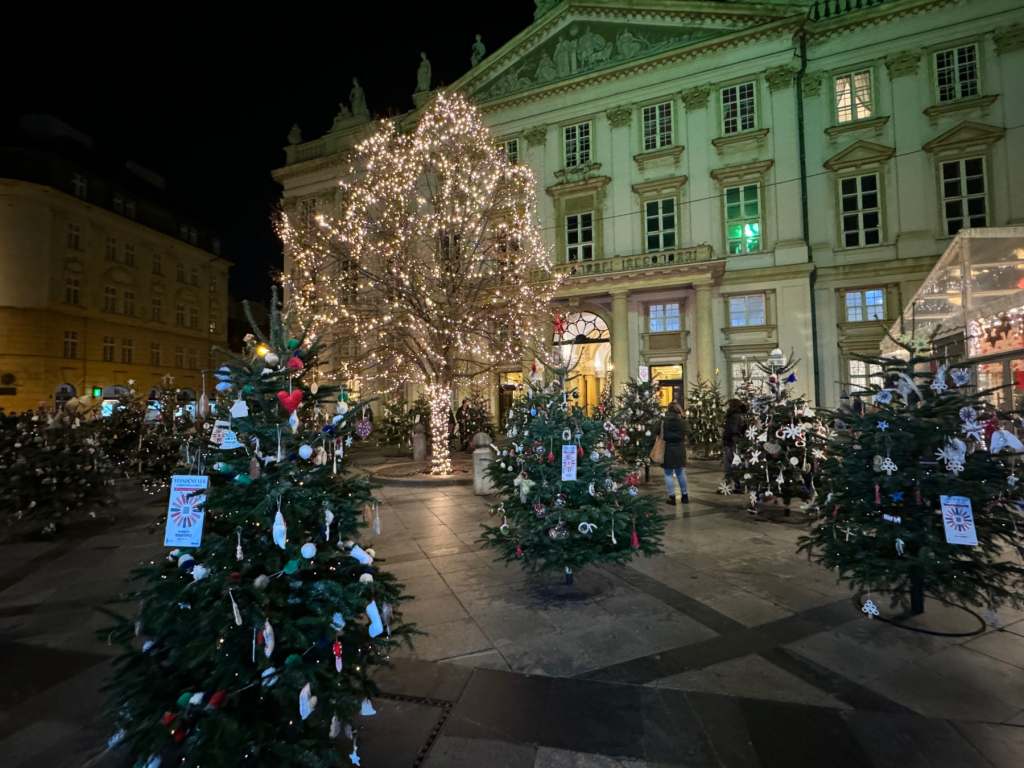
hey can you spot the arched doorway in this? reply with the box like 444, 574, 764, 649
54, 383, 76, 410
554, 311, 611, 414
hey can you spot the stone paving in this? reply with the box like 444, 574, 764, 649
1, 463, 1023, 766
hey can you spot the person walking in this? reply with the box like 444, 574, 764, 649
722, 398, 748, 489
661, 401, 688, 505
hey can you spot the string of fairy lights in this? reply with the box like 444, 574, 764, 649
281, 93, 562, 473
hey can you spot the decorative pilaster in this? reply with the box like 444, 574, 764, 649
525, 125, 548, 147
694, 283, 714, 383
605, 106, 632, 129
611, 290, 630, 395
801, 71, 824, 97
765, 66, 797, 93
885, 50, 921, 79
681, 84, 711, 111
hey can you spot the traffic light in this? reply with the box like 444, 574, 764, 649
91, 386, 103, 398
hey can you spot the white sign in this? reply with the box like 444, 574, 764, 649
164, 475, 209, 547
941, 495, 978, 546
561, 444, 578, 482
638, 365, 649, 383
220, 430, 242, 450
209, 419, 230, 446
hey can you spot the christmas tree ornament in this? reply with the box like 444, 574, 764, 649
229, 590, 243, 626
287, 356, 305, 371
301, 543, 317, 559
366, 601, 384, 638
230, 399, 249, 419
951, 368, 971, 387
298, 683, 317, 720
298, 444, 314, 460
264, 352, 280, 367
262, 619, 275, 657
333, 640, 343, 672
276, 389, 303, 414
273, 510, 287, 549
861, 599, 880, 619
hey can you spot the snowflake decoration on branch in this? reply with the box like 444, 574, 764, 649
717, 480, 734, 496
930, 365, 949, 394
776, 423, 804, 441
874, 390, 893, 405
961, 419, 984, 442
880, 457, 898, 476
951, 368, 971, 387
745, 426, 759, 441
877, 420, 890, 432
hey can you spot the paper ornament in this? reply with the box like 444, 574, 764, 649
299, 683, 317, 720
263, 619, 275, 657
273, 511, 287, 549
229, 399, 249, 419
366, 600, 384, 638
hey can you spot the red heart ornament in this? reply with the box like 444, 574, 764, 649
276, 390, 303, 413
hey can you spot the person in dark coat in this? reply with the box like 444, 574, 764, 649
661, 401, 688, 505
722, 399, 748, 486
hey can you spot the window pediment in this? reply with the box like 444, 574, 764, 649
922, 120, 1005, 157
823, 140, 895, 172
710, 159, 773, 186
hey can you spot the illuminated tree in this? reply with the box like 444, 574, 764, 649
282, 92, 560, 474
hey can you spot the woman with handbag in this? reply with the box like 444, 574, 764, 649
659, 401, 688, 505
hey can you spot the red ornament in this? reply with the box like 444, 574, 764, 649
984, 416, 1000, 442
172, 727, 187, 743
229, 571, 241, 583
287, 356, 304, 371
160, 711, 175, 727
874, 484, 881, 505
553, 313, 567, 334
630, 524, 640, 550
256, 630, 264, 645
515, 544, 523, 558
626, 473, 639, 487
276, 389, 303, 413
207, 690, 227, 709
546, 451, 555, 464
577, 444, 583, 457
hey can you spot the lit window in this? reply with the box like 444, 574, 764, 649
64, 276, 80, 305
563, 122, 591, 168
834, 70, 873, 123
566, 212, 594, 262
645, 198, 676, 251
941, 158, 987, 235
152, 297, 162, 323
935, 44, 978, 103
106, 237, 118, 261
63, 330, 78, 359
121, 338, 134, 364
649, 303, 681, 333
175, 346, 185, 368
124, 243, 135, 266
103, 286, 118, 313
504, 138, 520, 165
848, 359, 882, 391
123, 290, 135, 317
728, 295, 766, 327
840, 173, 881, 247
642, 102, 672, 151
845, 289, 885, 322
150, 343, 161, 367
724, 184, 761, 254
721, 82, 756, 135
66, 223, 81, 250
71, 173, 88, 199
102, 336, 115, 362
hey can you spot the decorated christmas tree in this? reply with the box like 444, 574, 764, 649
614, 377, 661, 473
798, 338, 1024, 615
0, 405, 113, 537
94, 385, 147, 480
456, 390, 493, 450
137, 379, 199, 496
101, 293, 411, 767
480, 363, 664, 585
731, 351, 826, 512
686, 377, 725, 459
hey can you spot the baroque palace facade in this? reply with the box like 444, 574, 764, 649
0, 116, 230, 413
274, 0, 1024, 412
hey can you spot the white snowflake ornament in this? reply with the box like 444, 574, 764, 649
717, 480, 734, 496
861, 599, 880, 618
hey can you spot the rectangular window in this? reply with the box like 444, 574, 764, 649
106, 237, 117, 262
724, 184, 761, 254
190, 267, 199, 286
103, 286, 118, 313
175, 346, 185, 368
721, 82, 756, 135
187, 348, 198, 369
176, 262, 186, 283
848, 359, 883, 392
563, 121, 591, 168
152, 297, 162, 322
834, 70, 873, 123
189, 306, 199, 329
839, 173, 881, 247
504, 138, 520, 165
565, 212, 594, 262
941, 157, 987, 235
64, 276, 80, 305
102, 336, 115, 362
845, 288, 885, 322
176, 303, 185, 326
644, 198, 676, 251
936, 44, 979, 103
121, 338, 134, 364
642, 102, 673, 151
66, 223, 81, 250
123, 290, 135, 317
71, 173, 87, 199
63, 330, 78, 359
153, 253, 162, 275
648, 303, 681, 333
728, 294, 767, 327
124, 243, 135, 266
150, 343, 161, 367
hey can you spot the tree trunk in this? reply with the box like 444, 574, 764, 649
426, 382, 452, 475
910, 571, 925, 615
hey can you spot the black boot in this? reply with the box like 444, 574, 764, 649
681, 493, 689, 504
665, 496, 676, 505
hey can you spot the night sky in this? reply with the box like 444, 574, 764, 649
5, 4, 536, 301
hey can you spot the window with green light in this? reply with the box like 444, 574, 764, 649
724, 184, 761, 254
